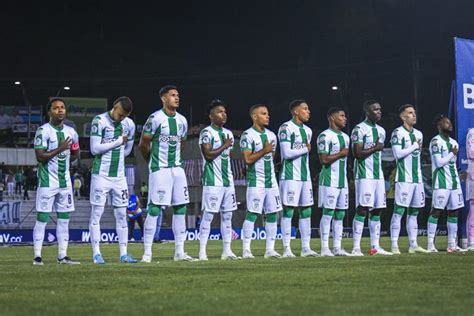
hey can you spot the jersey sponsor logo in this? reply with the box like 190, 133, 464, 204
293, 142, 306, 150
158, 135, 180, 143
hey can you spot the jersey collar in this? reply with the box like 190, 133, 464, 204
402, 125, 414, 133
210, 124, 223, 132
48, 122, 64, 131
161, 108, 176, 118
363, 119, 376, 127
252, 126, 265, 134
291, 118, 303, 128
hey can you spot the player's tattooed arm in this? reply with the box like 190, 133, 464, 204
35, 137, 72, 163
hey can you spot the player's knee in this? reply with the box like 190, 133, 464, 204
148, 203, 161, 217
300, 207, 312, 219
394, 204, 406, 216
245, 212, 257, 223
266, 213, 277, 223
90, 205, 104, 224
221, 211, 232, 222
369, 213, 380, 222
57, 212, 70, 220
203, 211, 214, 222
36, 212, 49, 223
283, 207, 294, 218
114, 207, 126, 221
407, 208, 419, 216
356, 207, 368, 217
447, 212, 458, 223
174, 205, 187, 215
322, 208, 334, 217
334, 210, 345, 221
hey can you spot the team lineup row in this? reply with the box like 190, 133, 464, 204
30, 85, 473, 265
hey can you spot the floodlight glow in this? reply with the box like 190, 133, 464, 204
14, 81, 21, 85
64, 86, 70, 90
331, 86, 338, 91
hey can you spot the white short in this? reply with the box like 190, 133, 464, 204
36, 186, 74, 213
355, 179, 386, 209
202, 185, 237, 213
246, 187, 283, 214
279, 180, 314, 207
394, 182, 425, 208
318, 186, 349, 210
149, 167, 189, 206
432, 188, 465, 210
90, 175, 128, 207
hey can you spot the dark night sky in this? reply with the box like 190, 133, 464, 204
1, 0, 474, 139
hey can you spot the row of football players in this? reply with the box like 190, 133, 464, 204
31, 85, 470, 265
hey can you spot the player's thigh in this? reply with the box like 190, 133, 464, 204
280, 180, 302, 207
220, 186, 237, 212
36, 187, 58, 213
148, 169, 173, 206
373, 179, 387, 209
356, 179, 375, 208
171, 167, 190, 206
318, 186, 338, 210
409, 183, 425, 208
336, 187, 349, 210
299, 181, 314, 207
202, 186, 224, 213
446, 188, 465, 210
395, 182, 415, 208
90, 175, 113, 206
432, 189, 449, 209
55, 187, 75, 212
246, 187, 265, 214
111, 177, 129, 207
263, 187, 283, 214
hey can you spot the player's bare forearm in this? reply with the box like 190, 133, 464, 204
201, 143, 228, 161
352, 144, 379, 160
242, 149, 269, 165
319, 151, 346, 166
138, 141, 150, 162
35, 148, 65, 163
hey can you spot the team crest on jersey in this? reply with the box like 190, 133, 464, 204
327, 194, 335, 206
40, 195, 49, 210
351, 132, 359, 142
252, 198, 260, 211
91, 124, 98, 135
401, 192, 408, 203
240, 138, 248, 149
364, 193, 371, 203
209, 195, 219, 209
279, 129, 288, 141
157, 190, 166, 202
287, 190, 295, 203
35, 135, 43, 146
391, 134, 398, 144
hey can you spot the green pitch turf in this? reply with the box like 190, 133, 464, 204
1, 237, 473, 315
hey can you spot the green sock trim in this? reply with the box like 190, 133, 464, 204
245, 212, 257, 222
283, 207, 294, 218
266, 213, 277, 223
322, 208, 335, 217
57, 212, 70, 220
394, 204, 406, 216
334, 210, 345, 221
447, 214, 458, 224
354, 214, 365, 223
300, 207, 312, 219
36, 212, 49, 223
148, 203, 161, 216
173, 205, 187, 215
369, 214, 380, 222
407, 208, 419, 216
428, 215, 439, 224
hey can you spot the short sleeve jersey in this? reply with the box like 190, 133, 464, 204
90, 112, 136, 178
142, 109, 188, 172
317, 128, 350, 188
351, 120, 385, 180
430, 134, 460, 190
240, 127, 278, 189
34, 122, 79, 189
199, 125, 234, 187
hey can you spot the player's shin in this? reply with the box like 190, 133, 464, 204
427, 215, 439, 248
369, 213, 381, 249
143, 205, 160, 257
320, 208, 334, 250
390, 205, 405, 248
447, 212, 458, 248
265, 213, 278, 252
89, 205, 105, 256
220, 211, 232, 254
56, 212, 71, 259
352, 212, 366, 250
114, 207, 128, 257
333, 210, 345, 250
173, 205, 187, 256
199, 211, 214, 255
281, 207, 294, 250
299, 207, 312, 250
242, 212, 257, 252
33, 212, 49, 258
407, 208, 420, 248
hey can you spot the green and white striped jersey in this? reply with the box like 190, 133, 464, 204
351, 120, 385, 180
391, 126, 423, 183
199, 125, 234, 187
34, 122, 79, 188
430, 135, 460, 190
317, 128, 350, 188
143, 109, 188, 172
240, 127, 278, 188
278, 119, 312, 181
90, 112, 136, 178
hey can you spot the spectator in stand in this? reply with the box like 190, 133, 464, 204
140, 182, 148, 207
127, 194, 144, 240
6, 171, 14, 196
23, 173, 29, 200
73, 176, 82, 198
15, 168, 23, 195
0, 107, 12, 146
0, 181, 4, 201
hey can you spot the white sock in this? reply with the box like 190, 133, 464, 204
33, 221, 47, 258
352, 217, 364, 250
390, 213, 402, 248
281, 216, 292, 249
320, 215, 332, 249
265, 221, 277, 251
114, 207, 128, 257
56, 218, 69, 259
447, 221, 458, 248
221, 211, 233, 254
199, 211, 213, 255
427, 222, 437, 248
242, 220, 254, 252
332, 219, 343, 250
407, 215, 419, 248
89, 205, 104, 256
172, 214, 187, 256
143, 213, 158, 257
299, 217, 311, 250
369, 218, 381, 249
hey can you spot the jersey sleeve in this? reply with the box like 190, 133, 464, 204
390, 129, 402, 147
199, 128, 212, 145
429, 138, 441, 155
351, 127, 362, 145
240, 132, 252, 152
90, 116, 102, 137
181, 116, 188, 140
228, 131, 235, 151
34, 127, 48, 150
70, 129, 80, 152
467, 129, 474, 159
378, 128, 386, 143
306, 126, 313, 142
278, 124, 290, 143
142, 115, 157, 137
317, 133, 329, 154
127, 120, 136, 141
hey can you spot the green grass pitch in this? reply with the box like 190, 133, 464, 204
1, 237, 473, 315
